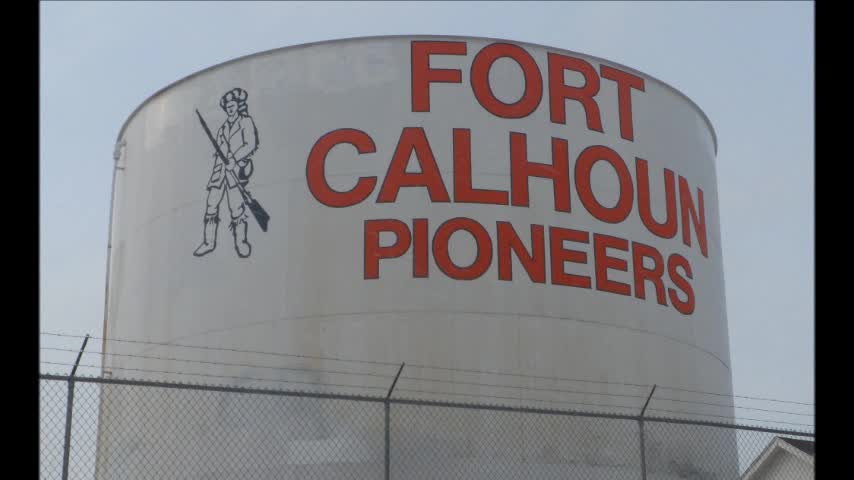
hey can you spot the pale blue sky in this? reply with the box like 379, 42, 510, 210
40, 1, 814, 423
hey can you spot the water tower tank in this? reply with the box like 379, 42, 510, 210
97, 35, 735, 479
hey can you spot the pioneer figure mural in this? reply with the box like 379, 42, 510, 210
193, 88, 269, 258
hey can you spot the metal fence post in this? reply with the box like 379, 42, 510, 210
61, 334, 90, 480
385, 363, 405, 480
639, 417, 646, 480
639, 385, 656, 480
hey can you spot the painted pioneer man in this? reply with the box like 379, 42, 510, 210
193, 88, 260, 258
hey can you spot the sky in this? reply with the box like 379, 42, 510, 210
40, 1, 814, 424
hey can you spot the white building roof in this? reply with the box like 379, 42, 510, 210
741, 437, 814, 480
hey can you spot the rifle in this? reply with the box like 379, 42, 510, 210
195, 109, 269, 232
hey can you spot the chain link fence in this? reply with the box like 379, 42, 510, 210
39, 374, 814, 480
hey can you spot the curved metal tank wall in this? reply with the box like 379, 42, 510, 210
96, 35, 736, 479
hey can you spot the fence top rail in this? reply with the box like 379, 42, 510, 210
39, 373, 814, 438
39, 372, 388, 404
